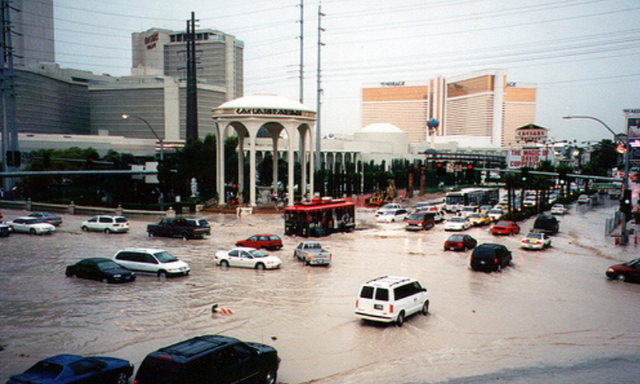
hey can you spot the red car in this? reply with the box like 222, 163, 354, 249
235, 234, 283, 250
444, 234, 477, 251
606, 258, 640, 283
491, 220, 520, 235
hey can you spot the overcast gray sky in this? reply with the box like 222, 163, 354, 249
52, 0, 640, 142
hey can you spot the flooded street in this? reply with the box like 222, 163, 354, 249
1, 199, 639, 383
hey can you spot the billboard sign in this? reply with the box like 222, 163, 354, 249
624, 110, 640, 160
507, 148, 553, 169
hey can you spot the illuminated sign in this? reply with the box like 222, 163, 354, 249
516, 125, 548, 142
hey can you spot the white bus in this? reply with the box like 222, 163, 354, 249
444, 188, 499, 213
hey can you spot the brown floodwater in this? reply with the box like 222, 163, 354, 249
1, 198, 639, 383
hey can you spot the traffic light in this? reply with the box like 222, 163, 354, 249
620, 189, 632, 221
5, 150, 20, 167
466, 163, 475, 181
436, 162, 445, 176
85, 157, 94, 169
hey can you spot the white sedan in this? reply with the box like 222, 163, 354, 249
214, 247, 282, 270
6, 217, 56, 235
376, 208, 410, 223
550, 204, 567, 215
521, 232, 552, 250
444, 216, 471, 231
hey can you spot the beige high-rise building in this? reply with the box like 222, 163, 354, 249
362, 69, 536, 148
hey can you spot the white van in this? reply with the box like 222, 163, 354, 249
355, 276, 429, 326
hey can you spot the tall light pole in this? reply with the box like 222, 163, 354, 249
563, 115, 631, 245
122, 114, 164, 161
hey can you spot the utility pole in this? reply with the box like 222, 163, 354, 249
186, 12, 199, 143
316, 5, 325, 169
298, 0, 304, 103
1, 0, 19, 199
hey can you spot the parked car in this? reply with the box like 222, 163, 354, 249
113, 248, 190, 277
134, 335, 280, 384
65, 257, 136, 283
81, 215, 129, 233
147, 217, 209, 240
6, 217, 56, 235
27, 211, 63, 226
375, 203, 402, 216
293, 241, 332, 265
444, 234, 477, 251
521, 232, 552, 250
470, 243, 512, 272
6, 354, 134, 384
606, 258, 640, 283
468, 213, 491, 226
577, 194, 590, 204
235, 234, 283, 250
376, 208, 410, 222
550, 203, 567, 215
533, 214, 560, 234
444, 216, 471, 231
355, 275, 429, 326
186, 218, 211, 235
404, 211, 435, 231
487, 208, 504, 222
491, 220, 520, 235
215, 247, 282, 270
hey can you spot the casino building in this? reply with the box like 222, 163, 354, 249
362, 69, 537, 148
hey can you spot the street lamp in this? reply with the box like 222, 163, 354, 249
122, 114, 164, 161
563, 115, 631, 245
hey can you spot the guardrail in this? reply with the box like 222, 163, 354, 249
0, 199, 169, 220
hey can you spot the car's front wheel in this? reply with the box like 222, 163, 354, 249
158, 271, 167, 278
148, 231, 154, 237
181, 232, 189, 241
29, 228, 36, 235
422, 300, 430, 315
104, 228, 111, 234
617, 274, 627, 282
115, 372, 128, 384
255, 263, 266, 270
220, 260, 229, 268
262, 369, 277, 384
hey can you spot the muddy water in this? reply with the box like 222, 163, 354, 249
1, 200, 639, 384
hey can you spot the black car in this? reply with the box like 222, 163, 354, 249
147, 217, 209, 240
28, 211, 63, 226
470, 243, 512, 272
66, 257, 136, 283
533, 214, 559, 234
0, 222, 11, 237
7, 354, 134, 384
135, 335, 280, 384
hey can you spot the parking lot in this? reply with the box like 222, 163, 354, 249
1, 200, 639, 384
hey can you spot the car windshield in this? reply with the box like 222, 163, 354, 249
249, 249, 269, 258
449, 217, 465, 222
25, 219, 40, 224
115, 217, 128, 223
269, 235, 280, 241
408, 213, 425, 220
496, 221, 510, 226
473, 247, 497, 258
154, 251, 179, 263
488, 209, 502, 214
525, 233, 541, 239
97, 260, 123, 271
448, 235, 464, 241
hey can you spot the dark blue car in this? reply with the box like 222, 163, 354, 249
7, 354, 133, 384
66, 258, 136, 284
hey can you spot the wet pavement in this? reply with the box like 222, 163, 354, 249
1, 197, 639, 383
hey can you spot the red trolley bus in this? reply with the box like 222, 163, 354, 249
284, 197, 356, 237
